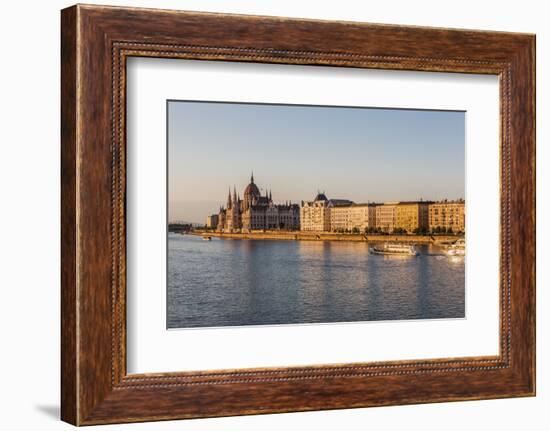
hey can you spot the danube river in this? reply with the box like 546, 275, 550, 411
167, 233, 465, 329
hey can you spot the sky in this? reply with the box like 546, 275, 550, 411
168, 101, 465, 223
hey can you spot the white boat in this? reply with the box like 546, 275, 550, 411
370, 243, 418, 256
445, 238, 465, 256
202, 236, 212, 241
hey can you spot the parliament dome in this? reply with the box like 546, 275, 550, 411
243, 172, 261, 208
244, 182, 260, 198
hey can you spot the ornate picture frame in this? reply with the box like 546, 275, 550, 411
61, 4, 535, 425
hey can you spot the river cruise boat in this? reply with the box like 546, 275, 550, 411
370, 243, 418, 256
445, 238, 465, 256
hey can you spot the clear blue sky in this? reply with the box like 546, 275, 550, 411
168, 101, 465, 223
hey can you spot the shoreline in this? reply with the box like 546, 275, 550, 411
187, 231, 461, 244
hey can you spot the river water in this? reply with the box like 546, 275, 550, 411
167, 233, 465, 329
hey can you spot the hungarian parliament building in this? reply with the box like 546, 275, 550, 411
212, 173, 300, 232
207, 173, 465, 234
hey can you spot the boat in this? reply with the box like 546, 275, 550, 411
445, 238, 465, 256
370, 243, 418, 256
202, 236, 212, 241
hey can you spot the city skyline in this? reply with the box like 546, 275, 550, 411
169, 172, 464, 224
169, 101, 465, 223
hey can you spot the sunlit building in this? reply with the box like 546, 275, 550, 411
329, 204, 352, 232
210, 173, 300, 232
428, 199, 465, 233
375, 201, 431, 233
300, 192, 332, 231
376, 202, 398, 232
349, 203, 377, 232
395, 201, 430, 233
300, 193, 352, 231
206, 214, 218, 229
330, 203, 377, 232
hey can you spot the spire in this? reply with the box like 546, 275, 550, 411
250, 171, 254, 183
233, 185, 237, 205
269, 189, 272, 201
227, 187, 232, 209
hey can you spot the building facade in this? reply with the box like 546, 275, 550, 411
205, 214, 218, 229
300, 193, 331, 231
349, 204, 377, 232
428, 199, 465, 233
300, 193, 353, 231
395, 201, 430, 233
211, 173, 300, 232
330, 203, 377, 233
376, 202, 398, 232
374, 201, 431, 233
329, 204, 351, 232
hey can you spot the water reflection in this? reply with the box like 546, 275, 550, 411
167, 234, 465, 328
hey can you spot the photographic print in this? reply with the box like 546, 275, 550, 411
168, 101, 466, 329
60, 7, 536, 422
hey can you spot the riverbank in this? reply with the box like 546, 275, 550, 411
188, 230, 461, 244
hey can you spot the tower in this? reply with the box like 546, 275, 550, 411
243, 172, 261, 208
231, 186, 240, 230
226, 187, 232, 209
